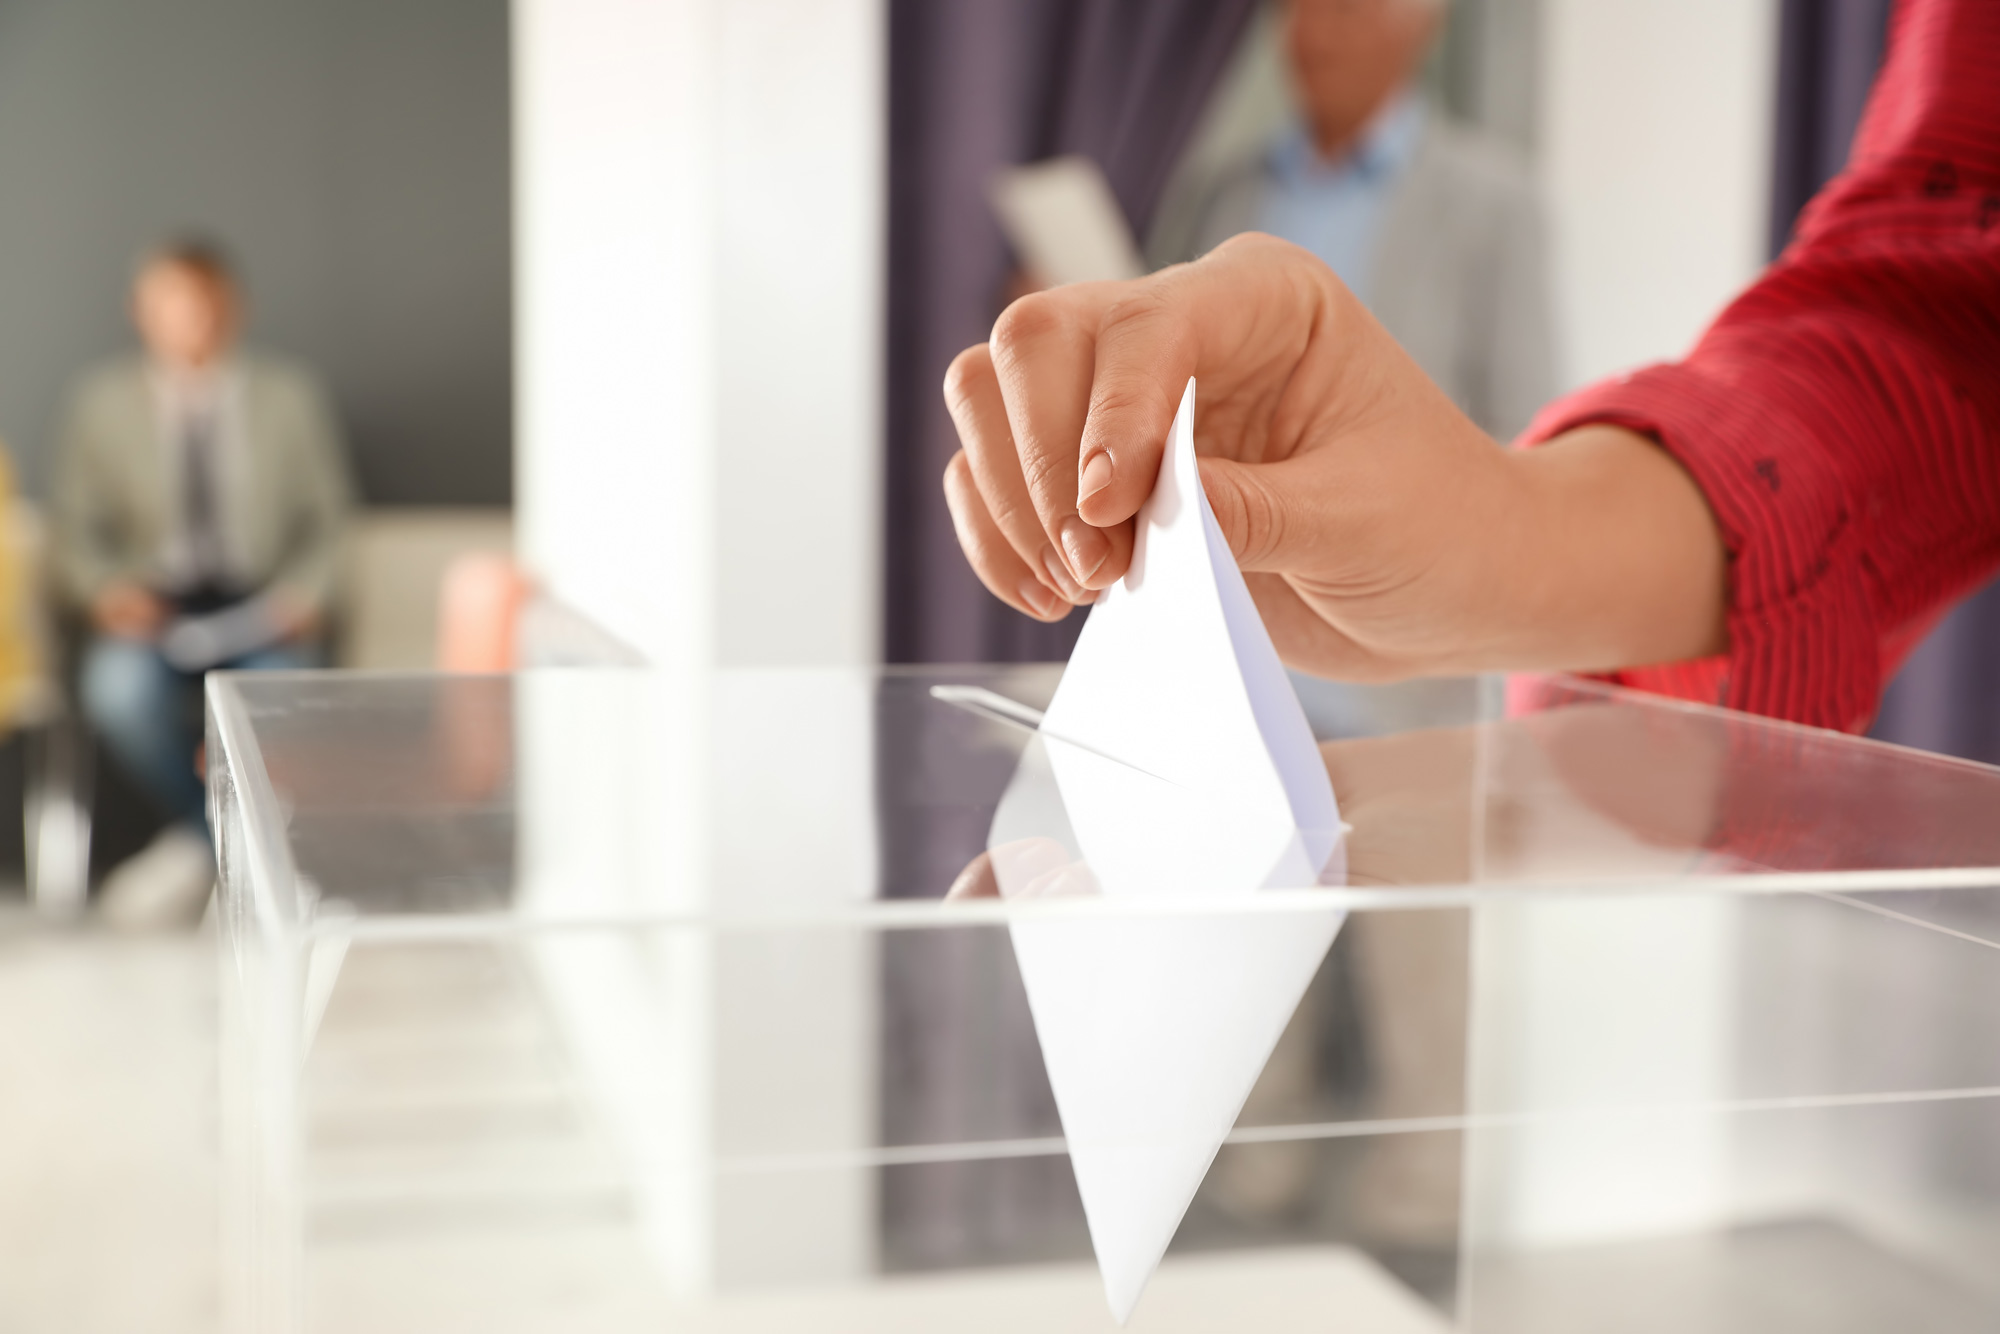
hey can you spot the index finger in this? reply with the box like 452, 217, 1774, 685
987, 278, 1209, 589
988, 285, 1139, 591
1075, 234, 1335, 526
982, 235, 1330, 589
1074, 284, 1198, 530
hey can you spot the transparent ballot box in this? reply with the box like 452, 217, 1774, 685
211, 667, 2000, 1333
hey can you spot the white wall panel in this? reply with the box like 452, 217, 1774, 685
512, 0, 884, 1297
515, 0, 882, 669
1539, 0, 1780, 390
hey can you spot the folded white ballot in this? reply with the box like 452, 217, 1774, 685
987, 378, 1347, 1322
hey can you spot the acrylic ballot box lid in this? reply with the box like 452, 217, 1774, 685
209, 667, 2000, 1334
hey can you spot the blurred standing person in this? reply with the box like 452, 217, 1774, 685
51, 237, 352, 927
1147, 1, 1549, 1257
1151, 0, 1555, 440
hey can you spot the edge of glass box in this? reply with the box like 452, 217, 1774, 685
204, 667, 2000, 948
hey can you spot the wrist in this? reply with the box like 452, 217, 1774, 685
1499, 426, 1727, 673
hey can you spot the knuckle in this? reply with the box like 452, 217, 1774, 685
941, 345, 992, 416
1227, 470, 1287, 568
991, 292, 1069, 361
955, 529, 1023, 606
1212, 229, 1285, 263
1016, 446, 1070, 510
1095, 291, 1193, 375
949, 446, 1043, 547
1242, 488, 1287, 567
1081, 374, 1177, 462
1096, 285, 1172, 337
1085, 378, 1155, 424
962, 546, 1012, 601
1202, 231, 1319, 300
990, 492, 1049, 547
941, 449, 972, 497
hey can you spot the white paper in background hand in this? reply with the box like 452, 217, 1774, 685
990, 378, 1347, 1323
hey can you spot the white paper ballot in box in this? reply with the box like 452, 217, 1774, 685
981, 379, 1348, 1323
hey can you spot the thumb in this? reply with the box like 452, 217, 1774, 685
1197, 455, 1303, 572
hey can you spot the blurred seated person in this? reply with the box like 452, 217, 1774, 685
1150, 0, 1553, 440
51, 237, 352, 925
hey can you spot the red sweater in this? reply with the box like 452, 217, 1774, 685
1520, 0, 2000, 734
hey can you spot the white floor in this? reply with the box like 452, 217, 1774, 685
0, 914, 219, 1334
0, 913, 1451, 1334
7, 908, 1992, 1333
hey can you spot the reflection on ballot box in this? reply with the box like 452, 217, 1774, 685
211, 667, 2000, 1332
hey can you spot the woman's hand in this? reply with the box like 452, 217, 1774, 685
941, 233, 1725, 680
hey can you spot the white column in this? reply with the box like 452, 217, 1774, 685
1477, 0, 1781, 1234
1462, 715, 1744, 1255
1538, 0, 1780, 390
514, 0, 720, 670
513, 0, 884, 1298
514, 0, 882, 668
714, 0, 885, 667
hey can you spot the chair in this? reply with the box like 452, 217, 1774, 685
4, 500, 93, 917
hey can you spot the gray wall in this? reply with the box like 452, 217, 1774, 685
0, 0, 511, 505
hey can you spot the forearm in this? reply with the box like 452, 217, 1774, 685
1488, 0, 2000, 730
1487, 425, 1727, 674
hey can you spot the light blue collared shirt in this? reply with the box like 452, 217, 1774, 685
1254, 93, 1426, 304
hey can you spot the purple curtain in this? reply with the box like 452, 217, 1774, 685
1873, 582, 2000, 763
884, 0, 1260, 666
1770, 0, 2000, 763
1769, 0, 1893, 260
877, 1, 1261, 1272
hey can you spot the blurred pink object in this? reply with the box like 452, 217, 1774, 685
436, 553, 529, 672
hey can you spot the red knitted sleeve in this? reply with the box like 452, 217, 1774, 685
1519, 0, 2000, 733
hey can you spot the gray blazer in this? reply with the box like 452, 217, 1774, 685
49, 353, 353, 613
1149, 113, 1557, 442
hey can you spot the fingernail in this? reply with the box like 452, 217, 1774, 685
1079, 450, 1114, 503
1018, 578, 1060, 619
1040, 547, 1085, 602
1059, 516, 1110, 584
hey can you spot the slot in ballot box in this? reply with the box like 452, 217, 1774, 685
211, 667, 2000, 1333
